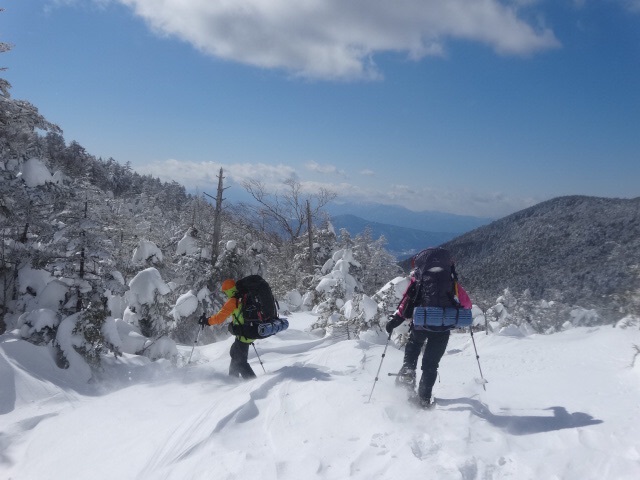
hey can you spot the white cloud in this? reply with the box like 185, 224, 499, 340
621, 0, 640, 12
136, 158, 298, 191
115, 0, 559, 80
137, 158, 537, 217
340, 182, 538, 218
359, 169, 376, 176
305, 161, 342, 175
571, 0, 640, 13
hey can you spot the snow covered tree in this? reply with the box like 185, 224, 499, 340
311, 247, 362, 337
352, 227, 402, 295
341, 293, 383, 338
73, 298, 122, 368
169, 227, 218, 344
125, 267, 173, 339
214, 240, 247, 283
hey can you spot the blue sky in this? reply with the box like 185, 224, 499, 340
2, 0, 639, 218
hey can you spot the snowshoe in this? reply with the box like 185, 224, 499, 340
394, 365, 416, 391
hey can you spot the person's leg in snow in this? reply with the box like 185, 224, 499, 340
229, 339, 256, 379
417, 330, 450, 405
396, 329, 428, 391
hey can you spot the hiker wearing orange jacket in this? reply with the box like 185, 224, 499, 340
199, 279, 256, 379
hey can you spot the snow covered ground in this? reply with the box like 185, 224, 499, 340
1, 312, 639, 480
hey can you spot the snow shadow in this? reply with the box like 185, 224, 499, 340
0, 412, 58, 466
436, 397, 603, 435
0, 352, 16, 414
167, 364, 331, 465
214, 364, 332, 431
252, 337, 328, 356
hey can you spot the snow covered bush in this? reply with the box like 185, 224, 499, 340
214, 240, 247, 283
371, 276, 411, 345
132, 239, 163, 264
569, 308, 601, 327
282, 289, 304, 313
176, 228, 201, 257
56, 313, 93, 381
72, 300, 122, 368
169, 288, 214, 345
311, 248, 363, 336
486, 288, 573, 334
372, 276, 409, 317
17, 301, 124, 372
341, 293, 382, 335
17, 308, 60, 346
126, 268, 173, 340
171, 290, 199, 323
616, 315, 639, 329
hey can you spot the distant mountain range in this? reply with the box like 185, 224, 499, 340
327, 201, 493, 233
326, 202, 493, 258
329, 214, 458, 258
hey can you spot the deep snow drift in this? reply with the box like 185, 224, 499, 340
1, 313, 639, 480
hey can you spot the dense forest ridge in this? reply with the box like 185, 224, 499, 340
443, 195, 640, 330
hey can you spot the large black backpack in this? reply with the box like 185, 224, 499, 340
233, 275, 288, 339
235, 274, 279, 321
408, 247, 472, 331
411, 247, 458, 309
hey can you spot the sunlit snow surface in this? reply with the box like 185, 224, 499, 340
1, 312, 639, 480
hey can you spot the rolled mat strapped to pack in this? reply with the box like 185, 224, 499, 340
239, 317, 289, 339
412, 307, 472, 331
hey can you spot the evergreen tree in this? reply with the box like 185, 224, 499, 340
311, 247, 362, 336
352, 227, 402, 295
126, 267, 173, 339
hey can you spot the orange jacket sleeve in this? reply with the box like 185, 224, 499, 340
208, 297, 238, 326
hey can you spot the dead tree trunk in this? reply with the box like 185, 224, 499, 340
76, 200, 87, 312
307, 199, 314, 273
211, 167, 226, 266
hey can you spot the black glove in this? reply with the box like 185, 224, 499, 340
198, 314, 209, 327
385, 314, 404, 334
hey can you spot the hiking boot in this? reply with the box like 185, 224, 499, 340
395, 365, 416, 389
419, 396, 436, 410
407, 394, 435, 410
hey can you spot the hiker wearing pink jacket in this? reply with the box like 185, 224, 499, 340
385, 247, 473, 409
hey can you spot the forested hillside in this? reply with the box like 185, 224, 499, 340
442, 196, 640, 329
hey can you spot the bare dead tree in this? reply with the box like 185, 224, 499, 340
203, 167, 229, 266
306, 199, 314, 273
241, 177, 336, 245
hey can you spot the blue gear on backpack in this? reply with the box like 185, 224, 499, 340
410, 247, 472, 331
412, 306, 472, 331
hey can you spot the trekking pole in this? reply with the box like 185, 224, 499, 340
188, 324, 204, 365
482, 306, 489, 335
252, 343, 267, 374
367, 333, 392, 403
469, 326, 487, 391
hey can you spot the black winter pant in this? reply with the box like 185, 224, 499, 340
403, 329, 450, 400
229, 339, 257, 379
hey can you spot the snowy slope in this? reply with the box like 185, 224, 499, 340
1, 313, 639, 480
